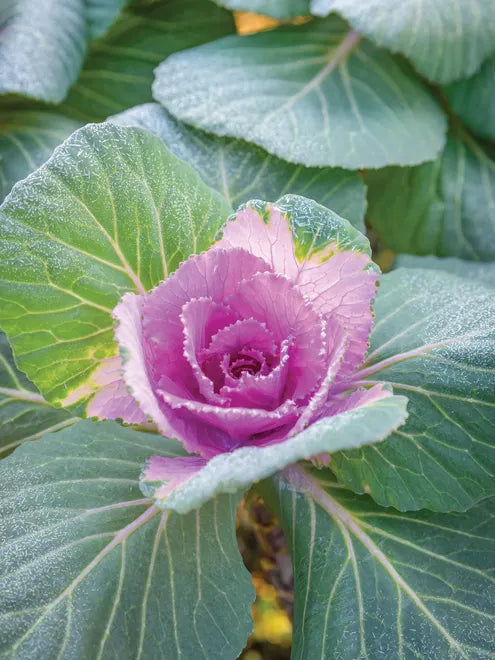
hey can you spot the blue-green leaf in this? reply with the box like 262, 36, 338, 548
153, 15, 447, 169
111, 103, 367, 231
261, 466, 495, 658
0, 420, 255, 658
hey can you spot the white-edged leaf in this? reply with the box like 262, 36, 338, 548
141, 395, 408, 514
110, 103, 367, 231
260, 466, 495, 658
0, 420, 255, 658
311, 0, 495, 84
153, 15, 447, 169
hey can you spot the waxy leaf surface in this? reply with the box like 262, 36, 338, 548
111, 103, 367, 231
0, 111, 81, 203
333, 268, 495, 512
366, 130, 495, 260
311, 0, 495, 84
62, 0, 235, 122
0, 122, 231, 410
153, 15, 446, 169
141, 395, 408, 514
395, 255, 495, 289
262, 467, 495, 659
0, 420, 254, 658
0, 0, 87, 102
0, 332, 78, 459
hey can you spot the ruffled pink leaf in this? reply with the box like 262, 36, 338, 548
220, 338, 291, 410
181, 297, 238, 403
219, 202, 378, 382
158, 388, 300, 453
142, 247, 271, 392
113, 292, 176, 437
226, 272, 326, 401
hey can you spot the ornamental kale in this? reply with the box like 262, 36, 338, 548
1, 2, 495, 659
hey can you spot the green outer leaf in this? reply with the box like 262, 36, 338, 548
0, 332, 78, 458
111, 103, 367, 231
332, 268, 495, 512
365, 130, 495, 260
0, 111, 82, 203
395, 256, 495, 289
0, 122, 231, 408
214, 0, 309, 19
311, 0, 495, 84
153, 16, 447, 169
86, 0, 129, 39
61, 0, 235, 122
0, 420, 255, 658
261, 466, 495, 659
445, 54, 495, 142
142, 395, 408, 514
0, 0, 87, 103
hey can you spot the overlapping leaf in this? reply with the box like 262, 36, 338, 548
0, 122, 231, 409
62, 0, 235, 122
111, 103, 367, 230
0, 332, 78, 459
311, 0, 495, 84
0, 0, 87, 103
262, 467, 495, 658
445, 54, 495, 142
0, 420, 255, 658
0, 111, 81, 203
366, 130, 495, 260
141, 395, 408, 514
153, 15, 446, 169
395, 255, 495, 289
331, 268, 495, 512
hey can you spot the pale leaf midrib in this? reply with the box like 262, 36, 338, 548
294, 466, 470, 658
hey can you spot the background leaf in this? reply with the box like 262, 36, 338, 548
153, 15, 447, 169
0, 420, 255, 658
61, 0, 235, 122
0, 0, 87, 103
85, 0, 130, 39
214, 0, 309, 19
445, 54, 495, 142
311, 0, 495, 84
395, 255, 495, 289
331, 268, 495, 512
365, 129, 495, 260
111, 103, 367, 231
261, 466, 495, 659
0, 332, 78, 459
142, 395, 408, 514
0, 111, 81, 203
0, 122, 231, 409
